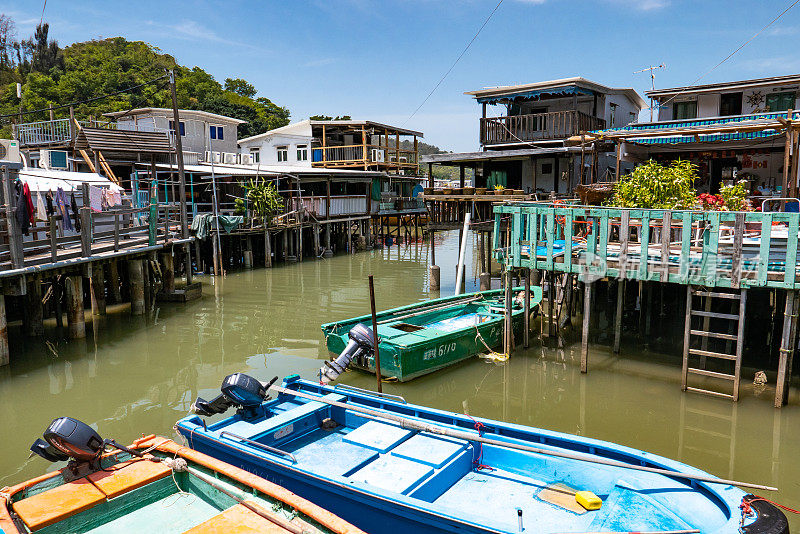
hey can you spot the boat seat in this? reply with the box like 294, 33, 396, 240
87, 457, 172, 498
182, 501, 295, 534
350, 454, 434, 495
390, 433, 467, 468
222, 393, 346, 443
12, 477, 106, 531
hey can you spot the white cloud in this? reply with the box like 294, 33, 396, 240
142, 19, 268, 53
515, 0, 669, 10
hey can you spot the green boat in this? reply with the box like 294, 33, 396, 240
320, 286, 542, 382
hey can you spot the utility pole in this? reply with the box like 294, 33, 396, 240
634, 64, 666, 122
168, 70, 189, 239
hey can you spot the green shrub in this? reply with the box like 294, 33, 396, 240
608, 159, 697, 209
718, 180, 749, 211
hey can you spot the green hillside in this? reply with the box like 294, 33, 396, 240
0, 18, 290, 138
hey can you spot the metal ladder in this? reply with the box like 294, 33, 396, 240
682, 286, 747, 401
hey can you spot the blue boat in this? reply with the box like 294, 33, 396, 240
175, 374, 787, 534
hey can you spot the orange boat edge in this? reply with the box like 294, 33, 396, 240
0, 435, 366, 534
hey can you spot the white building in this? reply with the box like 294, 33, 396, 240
238, 121, 314, 167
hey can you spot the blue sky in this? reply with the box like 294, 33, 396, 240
4, 0, 800, 151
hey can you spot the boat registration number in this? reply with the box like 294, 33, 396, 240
274, 424, 293, 440
424, 342, 457, 360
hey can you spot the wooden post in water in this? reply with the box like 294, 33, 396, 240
90, 265, 106, 316
524, 268, 531, 348
368, 275, 383, 393
128, 260, 145, 316
776, 290, 799, 407
161, 251, 175, 293
23, 279, 44, 337
107, 260, 121, 304
581, 281, 592, 373
613, 279, 624, 353
0, 295, 7, 366
324, 223, 332, 257
65, 275, 85, 339
313, 223, 321, 257
504, 270, 513, 355
264, 229, 272, 268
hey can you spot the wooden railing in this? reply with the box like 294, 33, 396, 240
494, 202, 800, 289
480, 111, 605, 145
311, 145, 418, 168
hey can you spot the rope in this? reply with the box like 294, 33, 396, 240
740, 495, 800, 528
464, 413, 494, 472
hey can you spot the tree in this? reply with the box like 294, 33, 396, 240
30, 23, 62, 74
309, 114, 351, 121
224, 77, 256, 98
0, 15, 16, 69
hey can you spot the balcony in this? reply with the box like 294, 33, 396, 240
13, 118, 175, 148
311, 145, 418, 172
480, 110, 605, 146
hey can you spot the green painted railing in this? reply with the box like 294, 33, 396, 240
493, 202, 800, 289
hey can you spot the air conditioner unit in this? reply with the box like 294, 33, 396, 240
0, 140, 20, 164
223, 152, 238, 165
370, 148, 385, 163
239, 153, 253, 165
204, 151, 222, 164
39, 149, 68, 170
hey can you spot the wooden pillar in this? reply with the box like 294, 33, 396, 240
106, 260, 121, 303
160, 251, 175, 293
428, 163, 434, 188
504, 270, 513, 355
0, 296, 7, 366
142, 258, 152, 315
184, 243, 193, 285
128, 260, 145, 316
324, 223, 332, 256
365, 218, 372, 248
264, 229, 272, 267
362, 126, 368, 170
776, 290, 799, 407
487, 231, 492, 276
614, 141, 621, 181
65, 275, 85, 339
523, 268, 531, 348
782, 115, 793, 195
23, 279, 44, 337
613, 279, 624, 353
580, 281, 592, 373
90, 265, 106, 316
347, 219, 353, 254
459, 165, 465, 188
283, 229, 290, 262
313, 223, 321, 257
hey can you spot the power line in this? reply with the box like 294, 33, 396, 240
40, 0, 47, 26
658, 0, 800, 110
2, 73, 169, 123
402, 0, 504, 126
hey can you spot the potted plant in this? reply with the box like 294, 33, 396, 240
453, 187, 464, 195
475, 187, 487, 195
423, 187, 433, 195
493, 185, 506, 196
443, 186, 454, 195
463, 186, 475, 195
513, 189, 524, 195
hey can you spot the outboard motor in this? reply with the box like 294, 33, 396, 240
30, 417, 143, 468
319, 323, 375, 384
192, 373, 278, 418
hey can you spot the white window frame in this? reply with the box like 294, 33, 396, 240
277, 146, 288, 162
296, 144, 308, 161
210, 124, 224, 140
249, 147, 260, 163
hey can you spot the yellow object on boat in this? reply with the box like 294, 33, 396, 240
575, 490, 602, 511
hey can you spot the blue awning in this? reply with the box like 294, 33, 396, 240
595, 111, 800, 134
477, 85, 594, 105
630, 131, 782, 145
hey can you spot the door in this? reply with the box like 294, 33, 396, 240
710, 158, 738, 192
536, 158, 555, 193
720, 93, 743, 116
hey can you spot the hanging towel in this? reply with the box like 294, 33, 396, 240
15, 181, 31, 235
103, 188, 121, 208
55, 188, 72, 231
45, 191, 54, 217
88, 185, 103, 212
70, 192, 81, 232
36, 191, 46, 221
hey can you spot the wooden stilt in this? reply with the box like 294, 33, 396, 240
53, 276, 64, 329
581, 281, 592, 373
524, 268, 531, 348
184, 243, 193, 285
90, 265, 106, 316
776, 290, 799, 407
106, 261, 121, 304
23, 279, 44, 336
160, 251, 175, 293
504, 270, 513, 356
681, 285, 692, 391
264, 229, 272, 267
65, 275, 85, 339
613, 279, 624, 353
0, 296, 7, 366
128, 260, 145, 316
548, 271, 555, 337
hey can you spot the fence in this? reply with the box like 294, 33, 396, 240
493, 202, 800, 289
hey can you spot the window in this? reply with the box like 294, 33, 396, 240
719, 92, 743, 116
250, 148, 260, 163
673, 101, 697, 120
766, 92, 796, 112
296, 144, 308, 161
209, 125, 224, 140
168, 120, 185, 136
277, 146, 288, 162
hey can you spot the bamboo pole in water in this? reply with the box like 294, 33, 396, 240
368, 275, 382, 394
270, 385, 778, 492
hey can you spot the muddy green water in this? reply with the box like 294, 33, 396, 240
2, 231, 800, 530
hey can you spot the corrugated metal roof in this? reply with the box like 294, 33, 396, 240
646, 73, 800, 98
629, 131, 782, 145
103, 108, 247, 125
465, 77, 647, 109
74, 128, 174, 154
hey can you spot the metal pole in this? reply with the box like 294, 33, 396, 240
209, 129, 223, 276
168, 70, 189, 239
368, 275, 383, 393
454, 212, 471, 295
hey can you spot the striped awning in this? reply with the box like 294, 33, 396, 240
477, 85, 594, 105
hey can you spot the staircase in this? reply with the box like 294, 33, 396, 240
682, 286, 747, 401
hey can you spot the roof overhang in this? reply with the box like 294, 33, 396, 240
104, 108, 247, 125
309, 120, 423, 137
466, 77, 647, 109
646, 74, 800, 99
